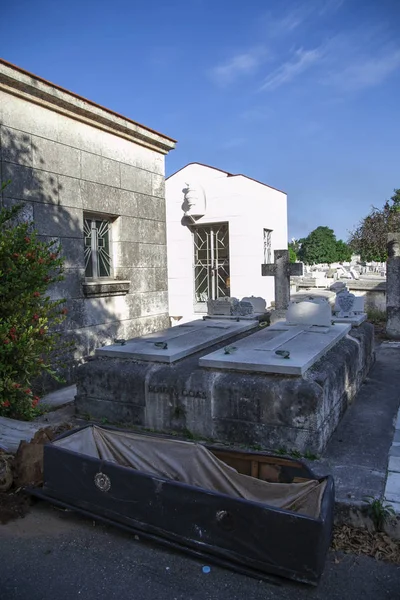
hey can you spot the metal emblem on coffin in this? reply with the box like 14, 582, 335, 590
94, 472, 111, 492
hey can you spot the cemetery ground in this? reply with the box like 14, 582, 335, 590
1, 332, 400, 595
1, 501, 400, 600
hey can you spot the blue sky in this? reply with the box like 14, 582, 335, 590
2, 0, 400, 242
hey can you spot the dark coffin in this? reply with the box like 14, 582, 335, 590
30, 426, 334, 585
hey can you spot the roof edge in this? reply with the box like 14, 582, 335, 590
0, 58, 177, 155
166, 162, 286, 194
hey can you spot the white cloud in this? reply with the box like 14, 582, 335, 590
209, 6, 398, 96
260, 47, 322, 91
209, 47, 267, 86
263, 0, 345, 35
318, 0, 345, 16
326, 48, 400, 91
259, 27, 400, 94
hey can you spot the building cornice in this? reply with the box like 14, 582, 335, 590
0, 59, 176, 155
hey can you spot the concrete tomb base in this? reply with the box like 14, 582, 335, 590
76, 319, 375, 454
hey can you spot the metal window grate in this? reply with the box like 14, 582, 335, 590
84, 217, 112, 278
193, 223, 230, 306
263, 229, 272, 264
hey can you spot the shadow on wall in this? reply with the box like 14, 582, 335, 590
0, 126, 117, 391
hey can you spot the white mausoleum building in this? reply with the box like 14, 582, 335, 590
166, 163, 287, 321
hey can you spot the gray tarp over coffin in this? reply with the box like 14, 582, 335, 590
54, 426, 326, 518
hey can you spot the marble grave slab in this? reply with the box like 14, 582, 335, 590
96, 319, 258, 363
199, 321, 351, 375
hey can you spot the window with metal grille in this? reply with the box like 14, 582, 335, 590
263, 229, 272, 264
192, 223, 230, 308
84, 216, 112, 278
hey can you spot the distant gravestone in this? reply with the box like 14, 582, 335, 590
350, 267, 360, 280
336, 266, 351, 279
329, 281, 347, 293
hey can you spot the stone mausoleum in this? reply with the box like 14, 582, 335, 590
0, 59, 176, 384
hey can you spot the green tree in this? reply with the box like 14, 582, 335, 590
298, 226, 338, 265
288, 240, 297, 262
335, 239, 352, 262
288, 245, 297, 263
348, 189, 400, 262
0, 195, 68, 420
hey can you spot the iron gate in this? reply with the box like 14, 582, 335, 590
192, 223, 230, 311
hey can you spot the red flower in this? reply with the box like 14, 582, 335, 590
13, 253, 19, 258
32, 396, 40, 407
25, 237, 31, 243
12, 383, 21, 388
3, 339, 10, 344
39, 328, 45, 335
25, 389, 32, 395
2, 401, 10, 408
33, 314, 39, 321
61, 308, 68, 315
49, 253, 57, 260
33, 292, 40, 298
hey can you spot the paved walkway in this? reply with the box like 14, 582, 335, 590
310, 340, 400, 532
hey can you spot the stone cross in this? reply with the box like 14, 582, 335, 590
261, 250, 303, 311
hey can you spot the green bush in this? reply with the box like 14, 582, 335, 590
366, 307, 386, 325
0, 197, 68, 420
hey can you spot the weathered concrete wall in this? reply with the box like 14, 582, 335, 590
386, 233, 400, 339
0, 61, 175, 386
75, 322, 375, 454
